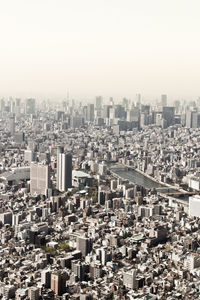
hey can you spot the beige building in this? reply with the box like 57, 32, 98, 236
30, 163, 50, 195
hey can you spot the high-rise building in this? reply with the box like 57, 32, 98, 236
95, 96, 102, 109
73, 261, 85, 281
25, 98, 36, 114
30, 163, 51, 195
76, 236, 92, 257
161, 94, 167, 106
103, 105, 111, 119
9, 115, 15, 135
57, 147, 72, 192
51, 271, 67, 296
123, 269, 137, 289
87, 104, 94, 122
28, 287, 39, 300
14, 132, 25, 143
189, 195, 200, 217
24, 149, 35, 163
41, 269, 51, 288
186, 110, 200, 128
162, 106, 175, 128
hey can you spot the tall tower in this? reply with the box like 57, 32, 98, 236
76, 236, 92, 257
9, 115, 15, 135
161, 94, 167, 106
87, 104, 94, 122
51, 271, 67, 296
30, 163, 51, 195
57, 147, 72, 192
57, 146, 64, 190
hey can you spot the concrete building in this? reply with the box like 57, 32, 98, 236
189, 195, 200, 217
76, 236, 92, 257
30, 163, 51, 195
28, 287, 39, 300
57, 148, 72, 192
123, 269, 137, 289
51, 271, 67, 296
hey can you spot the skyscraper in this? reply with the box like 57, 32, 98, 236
95, 96, 102, 109
161, 94, 167, 106
9, 115, 15, 135
57, 147, 72, 192
28, 287, 39, 300
162, 106, 175, 128
51, 271, 67, 296
123, 269, 137, 289
87, 104, 94, 122
30, 163, 51, 195
25, 98, 36, 114
76, 236, 92, 257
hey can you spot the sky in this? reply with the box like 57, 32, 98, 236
0, 0, 200, 101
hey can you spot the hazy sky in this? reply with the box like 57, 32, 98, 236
0, 0, 200, 101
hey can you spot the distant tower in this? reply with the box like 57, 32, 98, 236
9, 115, 15, 135
87, 104, 94, 122
57, 146, 64, 190
57, 147, 72, 192
161, 94, 167, 106
136, 93, 141, 107
95, 96, 102, 109
25, 98, 36, 114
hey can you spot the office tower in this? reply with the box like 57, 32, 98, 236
161, 94, 167, 106
122, 97, 129, 108
0, 99, 5, 112
141, 105, 150, 114
186, 111, 192, 128
95, 96, 102, 109
140, 113, 149, 128
3, 285, 15, 300
25, 98, 36, 114
10, 99, 15, 113
24, 149, 35, 163
87, 104, 94, 122
73, 261, 85, 281
186, 110, 200, 128
90, 262, 102, 279
110, 97, 114, 106
127, 107, 140, 122
76, 236, 92, 257
189, 195, 200, 217
15, 98, 21, 115
103, 105, 111, 119
0, 212, 12, 225
30, 163, 51, 195
28, 287, 39, 300
162, 106, 175, 128
70, 116, 84, 128
14, 132, 25, 143
41, 269, 51, 288
9, 115, 15, 134
123, 269, 137, 289
57, 147, 72, 191
136, 93, 141, 106
51, 271, 67, 296
57, 146, 64, 190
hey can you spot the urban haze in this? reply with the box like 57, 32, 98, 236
1, 1, 200, 300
